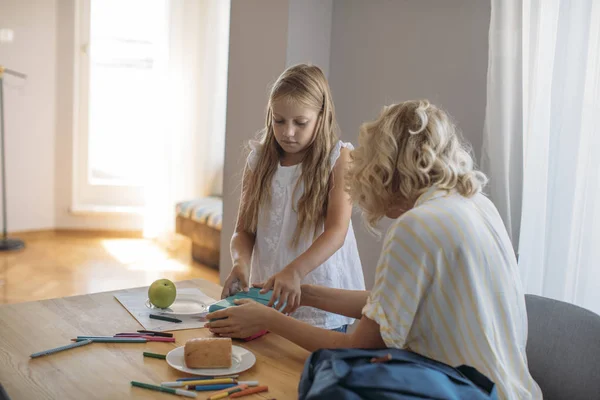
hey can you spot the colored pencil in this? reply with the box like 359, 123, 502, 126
176, 375, 238, 381
137, 329, 174, 337
30, 339, 93, 358
115, 332, 156, 337
149, 314, 182, 323
131, 381, 196, 398
74, 335, 173, 342
114, 335, 174, 342
142, 336, 175, 342
209, 384, 248, 397
186, 384, 236, 391
229, 386, 269, 398
237, 381, 259, 387
75, 337, 147, 343
143, 351, 167, 359
162, 378, 236, 387
114, 334, 151, 337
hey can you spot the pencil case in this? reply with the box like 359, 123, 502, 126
209, 288, 269, 311
208, 288, 286, 313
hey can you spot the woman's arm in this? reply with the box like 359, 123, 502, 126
266, 309, 386, 352
261, 148, 355, 312
222, 165, 256, 298
206, 299, 386, 352
300, 284, 369, 319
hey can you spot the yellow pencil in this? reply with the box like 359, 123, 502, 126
207, 392, 229, 400
208, 384, 248, 399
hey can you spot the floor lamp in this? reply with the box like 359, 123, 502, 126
0, 64, 26, 251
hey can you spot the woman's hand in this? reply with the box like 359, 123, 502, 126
205, 299, 275, 338
221, 262, 250, 299
257, 266, 302, 314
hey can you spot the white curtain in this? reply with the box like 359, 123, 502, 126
143, 0, 229, 242
519, 0, 600, 313
481, 0, 524, 252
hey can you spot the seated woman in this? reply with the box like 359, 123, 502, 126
206, 100, 542, 399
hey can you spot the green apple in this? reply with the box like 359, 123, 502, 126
148, 279, 177, 309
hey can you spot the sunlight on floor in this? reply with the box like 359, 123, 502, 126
101, 239, 188, 272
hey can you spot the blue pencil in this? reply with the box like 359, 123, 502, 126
188, 384, 236, 391
30, 339, 93, 358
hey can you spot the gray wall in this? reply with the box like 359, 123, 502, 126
286, 0, 333, 77
219, 0, 289, 283
219, 0, 491, 287
329, 0, 490, 287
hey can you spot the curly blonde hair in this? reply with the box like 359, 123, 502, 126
347, 100, 487, 232
241, 64, 339, 246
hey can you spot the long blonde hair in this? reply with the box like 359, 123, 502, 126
347, 100, 487, 232
241, 64, 339, 246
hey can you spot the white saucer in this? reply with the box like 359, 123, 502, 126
166, 345, 256, 376
145, 293, 213, 315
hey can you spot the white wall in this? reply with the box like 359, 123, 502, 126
219, 0, 290, 283
0, 0, 57, 232
329, 0, 490, 287
286, 0, 333, 77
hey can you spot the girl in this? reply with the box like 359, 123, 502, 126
221, 64, 365, 331
209, 100, 542, 399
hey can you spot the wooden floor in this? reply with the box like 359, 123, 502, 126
0, 231, 220, 305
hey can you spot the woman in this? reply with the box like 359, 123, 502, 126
206, 100, 542, 399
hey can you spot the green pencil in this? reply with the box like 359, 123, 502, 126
143, 351, 166, 359
131, 381, 196, 398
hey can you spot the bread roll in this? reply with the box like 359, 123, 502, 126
184, 337, 232, 369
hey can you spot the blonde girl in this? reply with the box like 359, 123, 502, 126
220, 64, 365, 331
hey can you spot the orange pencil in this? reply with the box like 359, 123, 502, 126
229, 386, 268, 398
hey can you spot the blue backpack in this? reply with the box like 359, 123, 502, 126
298, 348, 498, 400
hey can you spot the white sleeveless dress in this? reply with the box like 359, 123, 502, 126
247, 140, 366, 329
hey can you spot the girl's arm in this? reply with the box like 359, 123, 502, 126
261, 147, 355, 311
292, 146, 354, 275
222, 165, 256, 298
300, 284, 369, 319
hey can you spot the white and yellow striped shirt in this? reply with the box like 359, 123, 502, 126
362, 189, 542, 400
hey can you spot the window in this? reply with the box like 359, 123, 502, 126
73, 0, 168, 212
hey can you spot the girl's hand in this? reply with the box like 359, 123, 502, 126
221, 262, 249, 299
205, 299, 274, 338
257, 266, 302, 314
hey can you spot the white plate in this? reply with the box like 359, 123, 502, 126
166, 345, 256, 376
145, 293, 214, 315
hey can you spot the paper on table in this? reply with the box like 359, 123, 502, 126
114, 288, 216, 332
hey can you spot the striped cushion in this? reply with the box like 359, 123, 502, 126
176, 197, 223, 230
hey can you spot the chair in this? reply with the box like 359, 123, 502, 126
525, 294, 600, 399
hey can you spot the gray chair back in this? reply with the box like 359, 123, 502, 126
525, 294, 600, 400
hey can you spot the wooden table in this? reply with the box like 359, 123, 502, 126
0, 279, 309, 399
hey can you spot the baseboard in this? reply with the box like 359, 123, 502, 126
55, 229, 144, 238
8, 229, 144, 239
